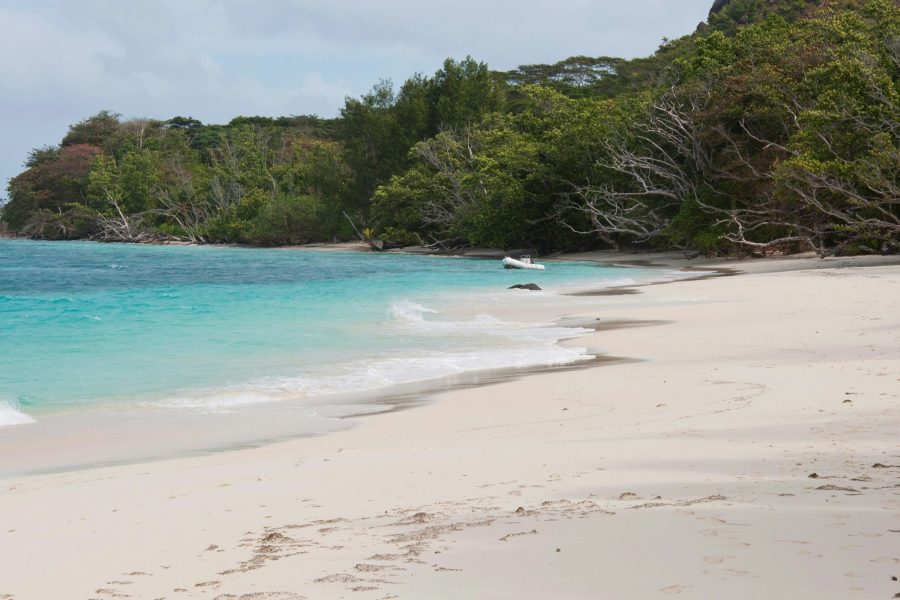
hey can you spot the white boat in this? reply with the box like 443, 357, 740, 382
502, 255, 545, 270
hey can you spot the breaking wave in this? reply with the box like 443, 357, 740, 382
0, 397, 35, 427
156, 300, 593, 413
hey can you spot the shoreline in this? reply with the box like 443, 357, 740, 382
1, 254, 898, 598
0, 351, 629, 480
0, 253, 680, 478
8, 233, 900, 272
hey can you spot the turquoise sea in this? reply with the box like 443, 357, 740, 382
0, 239, 654, 429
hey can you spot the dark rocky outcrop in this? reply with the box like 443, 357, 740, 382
709, 0, 731, 15
509, 283, 542, 291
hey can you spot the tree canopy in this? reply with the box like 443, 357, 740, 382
3, 0, 897, 256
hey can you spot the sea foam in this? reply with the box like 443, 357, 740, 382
389, 299, 439, 323
157, 345, 591, 413
0, 398, 36, 427
155, 300, 593, 413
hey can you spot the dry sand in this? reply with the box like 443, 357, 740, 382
1, 255, 898, 599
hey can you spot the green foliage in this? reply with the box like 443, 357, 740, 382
250, 194, 326, 245
5, 143, 101, 231
338, 57, 507, 209
653, 0, 900, 253
668, 200, 732, 254
5, 0, 899, 255
25, 146, 61, 168
501, 37, 696, 102
370, 89, 615, 250
704, 0, 847, 34
61, 111, 121, 147
428, 57, 506, 129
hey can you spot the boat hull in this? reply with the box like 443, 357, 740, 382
502, 257, 546, 270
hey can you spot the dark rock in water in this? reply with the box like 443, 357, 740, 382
509, 283, 542, 291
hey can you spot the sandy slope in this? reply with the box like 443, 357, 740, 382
1, 258, 898, 599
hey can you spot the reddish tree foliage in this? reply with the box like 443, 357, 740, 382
4, 144, 101, 229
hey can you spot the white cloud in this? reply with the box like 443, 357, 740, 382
0, 6, 120, 93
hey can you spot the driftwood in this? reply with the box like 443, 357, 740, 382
89, 199, 185, 244
413, 232, 467, 252
342, 211, 386, 251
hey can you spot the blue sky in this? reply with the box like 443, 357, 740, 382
0, 0, 714, 192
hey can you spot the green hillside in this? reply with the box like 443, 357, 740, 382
3, 0, 897, 256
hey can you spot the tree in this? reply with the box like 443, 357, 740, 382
372, 117, 550, 249
339, 58, 508, 213
61, 111, 121, 147
5, 144, 101, 233
428, 57, 506, 130
568, 1, 900, 255
25, 146, 61, 168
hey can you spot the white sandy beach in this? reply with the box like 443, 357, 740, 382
1, 254, 898, 599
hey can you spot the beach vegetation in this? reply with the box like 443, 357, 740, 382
2, 0, 897, 256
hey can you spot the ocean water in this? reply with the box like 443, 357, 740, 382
0, 239, 655, 429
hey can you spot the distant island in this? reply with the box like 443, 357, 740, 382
2, 0, 898, 258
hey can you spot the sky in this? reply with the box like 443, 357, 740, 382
0, 0, 714, 193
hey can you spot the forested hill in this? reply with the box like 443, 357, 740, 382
2, 0, 898, 257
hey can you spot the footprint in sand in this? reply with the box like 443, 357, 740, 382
775, 539, 810, 545
702, 555, 731, 564
213, 594, 305, 600
843, 571, 867, 578
849, 532, 882, 538
660, 584, 692, 594
313, 573, 361, 584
